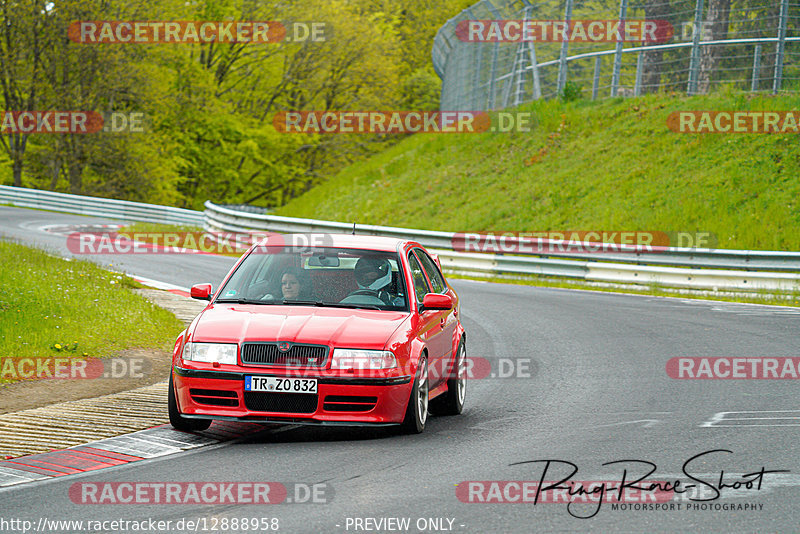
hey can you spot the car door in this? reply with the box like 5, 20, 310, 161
408, 249, 448, 388
414, 248, 457, 384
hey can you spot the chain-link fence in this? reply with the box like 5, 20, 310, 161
433, 0, 798, 110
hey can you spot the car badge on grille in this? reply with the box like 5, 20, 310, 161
278, 342, 291, 352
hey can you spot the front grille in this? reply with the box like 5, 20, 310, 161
190, 389, 239, 407
323, 395, 378, 412
244, 392, 318, 413
241, 343, 328, 367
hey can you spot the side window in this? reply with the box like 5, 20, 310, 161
415, 249, 447, 294
407, 252, 430, 303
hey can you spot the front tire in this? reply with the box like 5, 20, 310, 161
168, 373, 212, 431
400, 356, 429, 434
431, 339, 466, 416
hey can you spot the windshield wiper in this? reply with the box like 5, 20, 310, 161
281, 300, 383, 311
328, 303, 383, 311
281, 299, 326, 306
218, 298, 383, 311
215, 298, 278, 305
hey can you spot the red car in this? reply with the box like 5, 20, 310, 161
168, 234, 466, 434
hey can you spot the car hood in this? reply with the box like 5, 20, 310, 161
190, 304, 409, 349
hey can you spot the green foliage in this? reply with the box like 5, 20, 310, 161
403, 68, 442, 111
0, 0, 471, 208
560, 81, 584, 103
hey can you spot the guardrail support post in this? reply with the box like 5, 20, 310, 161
751, 44, 762, 92
557, 0, 574, 96
687, 0, 705, 95
611, 0, 628, 97
592, 56, 602, 100
773, 0, 789, 94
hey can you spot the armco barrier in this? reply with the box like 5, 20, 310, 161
0, 185, 203, 226
1, 189, 797, 293
203, 201, 800, 293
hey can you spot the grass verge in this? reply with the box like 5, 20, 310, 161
0, 238, 185, 384
275, 91, 800, 252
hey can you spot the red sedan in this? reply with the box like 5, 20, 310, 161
168, 234, 466, 434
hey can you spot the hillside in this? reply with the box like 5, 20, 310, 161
276, 91, 800, 251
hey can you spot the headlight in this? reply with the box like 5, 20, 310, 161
330, 349, 397, 370
182, 342, 238, 365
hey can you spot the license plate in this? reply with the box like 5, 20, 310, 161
245, 376, 317, 394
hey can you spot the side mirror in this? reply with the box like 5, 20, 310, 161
190, 283, 213, 301
421, 293, 453, 311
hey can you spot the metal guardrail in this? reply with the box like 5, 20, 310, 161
0, 185, 204, 226
2, 187, 798, 293
204, 201, 800, 293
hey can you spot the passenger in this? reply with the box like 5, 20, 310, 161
262, 266, 313, 301
280, 267, 313, 300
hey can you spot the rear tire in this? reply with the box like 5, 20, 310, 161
430, 339, 466, 416
168, 373, 212, 431
400, 356, 429, 434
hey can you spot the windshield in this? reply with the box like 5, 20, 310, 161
215, 246, 409, 312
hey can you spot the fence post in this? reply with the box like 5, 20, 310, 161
687, 0, 705, 95
530, 42, 542, 100
751, 44, 761, 92
486, 2, 501, 109
472, 42, 483, 109
557, 0, 574, 96
461, 7, 480, 110
512, 5, 534, 106
592, 56, 602, 100
611, 0, 628, 97
634, 52, 644, 96
488, 41, 499, 109
773, 0, 789, 94
527, 2, 542, 101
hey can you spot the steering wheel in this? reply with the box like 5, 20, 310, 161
343, 288, 390, 305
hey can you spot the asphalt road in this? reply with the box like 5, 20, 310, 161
2, 205, 800, 533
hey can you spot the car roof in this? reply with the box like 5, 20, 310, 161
254, 233, 414, 252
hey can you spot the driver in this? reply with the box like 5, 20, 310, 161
353, 257, 394, 304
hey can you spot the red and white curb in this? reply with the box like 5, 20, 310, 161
130, 275, 191, 298
0, 422, 264, 488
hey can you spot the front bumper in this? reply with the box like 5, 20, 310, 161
172, 366, 413, 425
